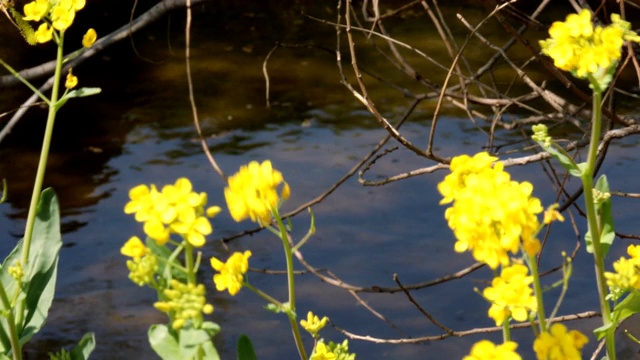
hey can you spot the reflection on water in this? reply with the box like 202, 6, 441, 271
1, 1, 639, 359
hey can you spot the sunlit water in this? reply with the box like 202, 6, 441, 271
1, 1, 640, 359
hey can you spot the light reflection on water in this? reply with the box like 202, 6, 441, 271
0, 1, 638, 359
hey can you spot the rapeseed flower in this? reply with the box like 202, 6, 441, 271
224, 160, 290, 224
121, 236, 148, 259
300, 311, 329, 337
463, 340, 522, 360
438, 152, 543, 269
533, 323, 588, 360
605, 245, 640, 300
82, 28, 97, 48
311, 342, 337, 360
483, 264, 537, 326
210, 250, 252, 296
124, 178, 220, 246
21, 0, 88, 44
65, 69, 77, 89
154, 279, 214, 330
540, 9, 640, 80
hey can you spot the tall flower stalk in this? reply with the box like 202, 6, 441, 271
0, 1, 98, 359
536, 9, 640, 359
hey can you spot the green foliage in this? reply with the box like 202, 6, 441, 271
585, 175, 615, 255
149, 323, 220, 360
0, 188, 61, 355
48, 332, 96, 360
6, 7, 36, 46
237, 335, 257, 360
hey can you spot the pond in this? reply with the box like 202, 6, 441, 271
1, 1, 640, 359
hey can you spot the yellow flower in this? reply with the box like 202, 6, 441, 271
310, 342, 337, 360
605, 256, 640, 300
82, 28, 97, 48
210, 251, 251, 296
65, 69, 78, 89
23, 0, 49, 21
463, 340, 522, 360
71, 0, 86, 10
533, 323, 588, 360
121, 236, 148, 259
51, 1, 76, 31
300, 311, 328, 337
224, 160, 290, 224
438, 152, 543, 269
153, 279, 214, 329
540, 9, 640, 79
483, 264, 537, 326
124, 178, 220, 246
543, 204, 565, 224
34, 23, 53, 44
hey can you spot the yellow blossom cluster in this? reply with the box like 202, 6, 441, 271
300, 311, 328, 338
539, 9, 640, 79
483, 264, 537, 326
605, 244, 640, 300
533, 323, 588, 360
121, 236, 157, 286
438, 152, 543, 269
210, 250, 251, 296
224, 160, 290, 224
21, 0, 96, 45
311, 340, 355, 360
463, 340, 522, 360
154, 279, 214, 330
124, 178, 222, 247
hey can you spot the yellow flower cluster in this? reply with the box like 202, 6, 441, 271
438, 152, 543, 269
22, 0, 96, 45
154, 279, 214, 330
533, 323, 588, 360
463, 340, 522, 360
605, 244, 640, 300
300, 311, 329, 338
311, 340, 355, 360
210, 250, 252, 296
121, 236, 157, 286
483, 263, 537, 326
224, 160, 290, 224
124, 178, 221, 247
539, 9, 640, 79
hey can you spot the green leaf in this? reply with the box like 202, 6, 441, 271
149, 324, 180, 360
534, 140, 582, 177
179, 325, 220, 360
69, 332, 96, 360
65, 87, 101, 99
237, 334, 257, 360
0, 188, 62, 349
595, 175, 615, 257
596, 292, 640, 340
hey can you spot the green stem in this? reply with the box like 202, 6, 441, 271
15, 30, 65, 334
582, 88, 615, 360
184, 242, 195, 285
528, 254, 547, 333
0, 283, 21, 360
273, 209, 308, 360
244, 282, 286, 309
502, 318, 511, 342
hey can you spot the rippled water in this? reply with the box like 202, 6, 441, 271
1, 1, 640, 359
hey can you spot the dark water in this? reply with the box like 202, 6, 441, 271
1, 1, 640, 359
